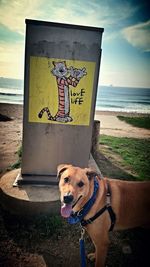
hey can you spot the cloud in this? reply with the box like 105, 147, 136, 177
0, 0, 44, 34
44, 0, 138, 29
0, 23, 23, 42
0, 0, 138, 35
122, 20, 150, 52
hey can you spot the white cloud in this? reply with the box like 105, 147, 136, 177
0, 0, 44, 34
0, 0, 138, 34
122, 20, 150, 52
44, 0, 138, 29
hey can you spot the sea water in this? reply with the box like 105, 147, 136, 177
0, 78, 23, 105
0, 78, 150, 114
96, 86, 150, 114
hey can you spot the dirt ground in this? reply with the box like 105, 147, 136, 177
0, 103, 150, 267
0, 208, 149, 267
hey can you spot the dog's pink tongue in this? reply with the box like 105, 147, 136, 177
61, 204, 72, 218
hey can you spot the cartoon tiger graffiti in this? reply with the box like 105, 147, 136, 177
38, 61, 87, 123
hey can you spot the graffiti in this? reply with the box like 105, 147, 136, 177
38, 61, 87, 123
71, 88, 86, 105
29, 56, 95, 126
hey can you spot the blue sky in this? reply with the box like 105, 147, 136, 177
0, 0, 149, 88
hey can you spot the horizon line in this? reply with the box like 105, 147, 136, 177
0, 76, 150, 89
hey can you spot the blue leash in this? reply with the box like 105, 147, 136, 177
67, 177, 99, 267
79, 228, 86, 267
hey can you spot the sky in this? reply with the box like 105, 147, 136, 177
0, 0, 150, 88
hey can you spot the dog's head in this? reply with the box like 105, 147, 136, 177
57, 164, 98, 218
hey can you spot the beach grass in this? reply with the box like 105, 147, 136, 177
100, 135, 150, 181
117, 115, 150, 129
11, 145, 22, 169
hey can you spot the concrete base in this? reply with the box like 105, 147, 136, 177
0, 168, 60, 216
0, 155, 101, 216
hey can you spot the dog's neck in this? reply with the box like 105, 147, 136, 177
72, 177, 95, 213
84, 177, 106, 220
73, 176, 105, 214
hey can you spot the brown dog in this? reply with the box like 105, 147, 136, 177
57, 164, 150, 267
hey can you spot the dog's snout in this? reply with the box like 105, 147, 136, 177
63, 193, 73, 204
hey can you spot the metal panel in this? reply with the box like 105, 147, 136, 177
22, 19, 104, 177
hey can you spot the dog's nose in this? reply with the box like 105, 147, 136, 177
63, 194, 73, 204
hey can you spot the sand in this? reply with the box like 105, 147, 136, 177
0, 104, 23, 176
95, 110, 150, 138
0, 103, 149, 176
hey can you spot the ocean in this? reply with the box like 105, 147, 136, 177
0, 78, 150, 114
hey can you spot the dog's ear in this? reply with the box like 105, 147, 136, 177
57, 164, 72, 180
85, 168, 98, 180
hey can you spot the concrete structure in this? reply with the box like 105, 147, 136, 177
21, 19, 104, 183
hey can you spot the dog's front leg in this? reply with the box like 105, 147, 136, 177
95, 233, 109, 267
87, 224, 109, 267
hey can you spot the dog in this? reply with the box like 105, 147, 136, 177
57, 164, 150, 267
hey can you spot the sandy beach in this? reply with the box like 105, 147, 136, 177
95, 110, 150, 138
0, 103, 149, 175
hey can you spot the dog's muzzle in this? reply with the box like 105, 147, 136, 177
61, 194, 83, 218
63, 193, 74, 204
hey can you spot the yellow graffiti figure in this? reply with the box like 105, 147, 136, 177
29, 57, 95, 126
38, 61, 87, 122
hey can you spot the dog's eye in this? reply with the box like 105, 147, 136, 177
64, 177, 69, 183
77, 181, 84, 188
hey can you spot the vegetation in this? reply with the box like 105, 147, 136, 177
11, 145, 22, 169
99, 135, 150, 181
2, 211, 63, 240
117, 115, 150, 129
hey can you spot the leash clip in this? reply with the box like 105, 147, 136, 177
80, 227, 85, 240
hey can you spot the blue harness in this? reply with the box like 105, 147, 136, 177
67, 177, 116, 231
